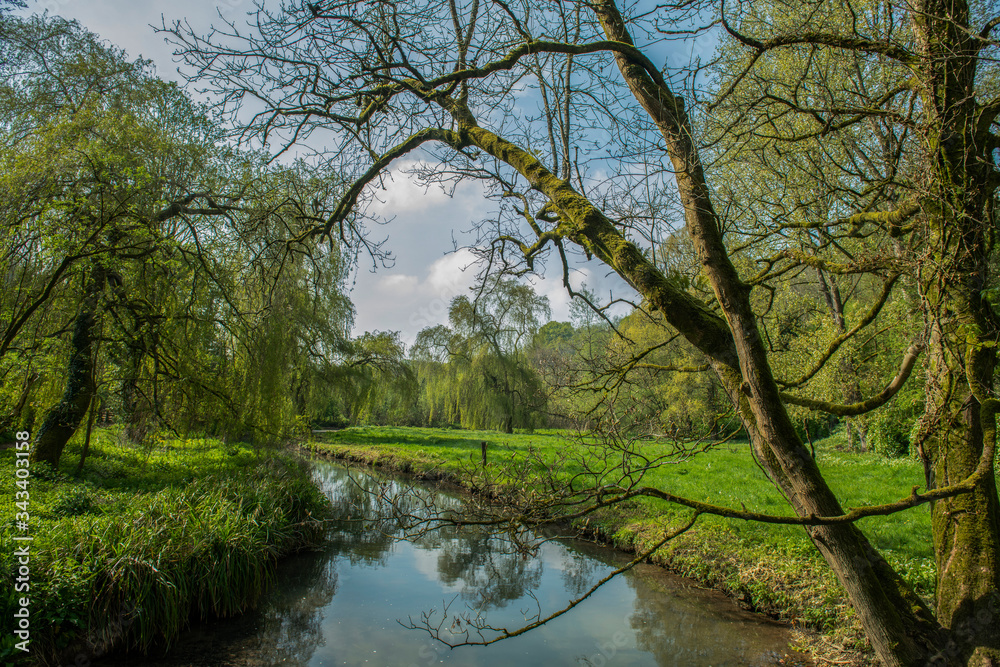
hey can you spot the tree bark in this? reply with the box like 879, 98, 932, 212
458, 103, 944, 663
911, 4, 1000, 663
581, 3, 949, 663
30, 268, 105, 469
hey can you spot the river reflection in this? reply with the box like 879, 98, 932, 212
99, 459, 808, 666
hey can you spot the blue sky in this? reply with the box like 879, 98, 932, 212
16, 0, 709, 345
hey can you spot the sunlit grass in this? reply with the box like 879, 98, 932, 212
313, 425, 931, 555
0, 429, 331, 665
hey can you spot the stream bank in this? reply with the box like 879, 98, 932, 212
98, 458, 814, 666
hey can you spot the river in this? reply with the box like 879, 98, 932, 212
98, 457, 811, 666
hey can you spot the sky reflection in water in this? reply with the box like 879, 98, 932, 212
99, 460, 806, 667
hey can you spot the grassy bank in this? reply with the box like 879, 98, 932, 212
307, 425, 937, 663
1, 430, 331, 666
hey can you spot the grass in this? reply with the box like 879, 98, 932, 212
307, 425, 938, 661
0, 428, 332, 666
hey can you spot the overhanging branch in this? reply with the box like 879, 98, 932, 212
781, 343, 923, 416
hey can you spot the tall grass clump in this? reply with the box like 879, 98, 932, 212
0, 434, 330, 666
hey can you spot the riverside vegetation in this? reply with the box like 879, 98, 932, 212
0, 430, 331, 666
164, 0, 1000, 662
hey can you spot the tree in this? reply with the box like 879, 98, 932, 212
0, 15, 367, 464
708, 3, 1000, 662
0, 15, 243, 466
320, 330, 417, 425
413, 279, 549, 432
167, 1, 1000, 663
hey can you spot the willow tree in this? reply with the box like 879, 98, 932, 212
169, 1, 1000, 663
1, 15, 360, 462
0, 15, 245, 466
412, 279, 549, 432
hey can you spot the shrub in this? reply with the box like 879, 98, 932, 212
49, 485, 95, 516
867, 413, 909, 458
0, 440, 331, 665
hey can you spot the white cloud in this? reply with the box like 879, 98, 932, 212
351, 244, 638, 347
345, 157, 637, 344
368, 161, 465, 216
427, 249, 479, 293
352, 249, 482, 345
378, 274, 420, 294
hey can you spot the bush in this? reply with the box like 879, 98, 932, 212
50, 485, 95, 516
0, 438, 331, 665
867, 413, 910, 458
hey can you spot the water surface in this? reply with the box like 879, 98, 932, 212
100, 459, 810, 666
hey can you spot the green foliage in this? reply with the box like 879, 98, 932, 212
585, 309, 731, 438
49, 483, 96, 516
412, 279, 550, 432
0, 432, 330, 664
533, 320, 574, 349
323, 331, 418, 425
0, 14, 389, 452
867, 412, 910, 458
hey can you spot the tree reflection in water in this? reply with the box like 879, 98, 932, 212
318, 464, 400, 566
233, 550, 339, 666
322, 462, 550, 613
424, 525, 544, 609
99, 462, 805, 667
558, 547, 601, 599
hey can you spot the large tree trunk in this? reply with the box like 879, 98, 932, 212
460, 111, 945, 664
922, 304, 1000, 665
911, 2, 1000, 663
502, 412, 513, 434
583, 2, 948, 663
31, 268, 105, 469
